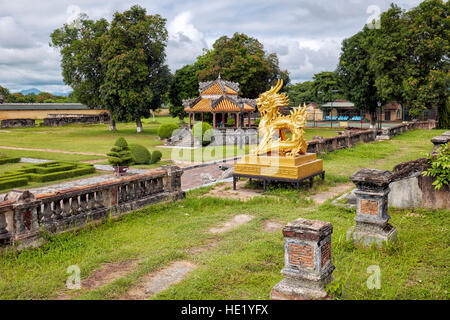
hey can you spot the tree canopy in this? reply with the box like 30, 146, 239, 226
194, 33, 290, 98
168, 64, 199, 121
50, 5, 171, 132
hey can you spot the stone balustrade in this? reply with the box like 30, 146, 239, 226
40, 112, 110, 127
0, 165, 184, 249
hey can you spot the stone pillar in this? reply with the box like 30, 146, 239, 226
431, 133, 450, 153
0, 204, 11, 245
271, 218, 334, 300
347, 168, 397, 247
161, 165, 183, 193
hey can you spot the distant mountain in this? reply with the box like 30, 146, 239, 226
19, 88, 40, 95
15, 88, 72, 97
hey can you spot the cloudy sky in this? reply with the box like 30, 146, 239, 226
0, 0, 423, 94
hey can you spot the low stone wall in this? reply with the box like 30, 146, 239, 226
307, 120, 436, 154
209, 128, 259, 146
388, 157, 449, 210
40, 112, 110, 126
377, 120, 436, 140
0, 165, 184, 250
1, 118, 35, 128
307, 129, 376, 154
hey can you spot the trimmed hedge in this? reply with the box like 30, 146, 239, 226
192, 122, 213, 146
0, 178, 28, 190
150, 150, 162, 164
157, 123, 179, 139
129, 144, 151, 164
0, 161, 96, 191
0, 157, 21, 165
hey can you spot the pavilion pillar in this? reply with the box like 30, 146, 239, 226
213, 113, 217, 128
222, 113, 225, 128
248, 112, 251, 127
189, 112, 192, 128
201, 112, 204, 123
235, 113, 238, 128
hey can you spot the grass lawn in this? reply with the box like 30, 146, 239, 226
0, 162, 109, 194
0, 117, 343, 162
0, 128, 447, 300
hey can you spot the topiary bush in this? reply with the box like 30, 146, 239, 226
129, 144, 151, 164
157, 123, 179, 139
192, 121, 213, 146
254, 118, 260, 126
227, 117, 235, 126
107, 137, 135, 167
150, 150, 162, 164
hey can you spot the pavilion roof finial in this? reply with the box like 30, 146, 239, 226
218, 73, 221, 80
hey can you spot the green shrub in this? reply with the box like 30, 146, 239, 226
0, 157, 21, 165
157, 123, 179, 139
0, 178, 28, 190
422, 143, 449, 190
227, 117, 235, 126
254, 118, 260, 126
192, 121, 213, 146
0, 161, 95, 190
150, 150, 162, 164
129, 144, 151, 164
107, 137, 135, 167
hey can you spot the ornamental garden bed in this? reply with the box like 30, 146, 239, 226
0, 161, 95, 191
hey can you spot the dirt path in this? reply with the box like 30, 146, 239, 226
307, 183, 354, 204
0, 145, 105, 156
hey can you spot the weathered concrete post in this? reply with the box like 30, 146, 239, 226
271, 218, 334, 300
431, 132, 450, 153
348, 168, 397, 246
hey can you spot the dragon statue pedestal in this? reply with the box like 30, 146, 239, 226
233, 153, 324, 192
232, 79, 325, 192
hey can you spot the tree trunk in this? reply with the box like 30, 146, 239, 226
109, 119, 116, 131
437, 101, 450, 129
136, 118, 143, 133
370, 109, 377, 129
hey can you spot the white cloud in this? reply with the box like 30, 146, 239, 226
0, 0, 425, 92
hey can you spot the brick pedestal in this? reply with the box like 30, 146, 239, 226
270, 218, 334, 300
347, 168, 397, 247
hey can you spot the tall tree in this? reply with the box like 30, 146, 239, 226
311, 71, 345, 103
51, 5, 170, 132
337, 28, 380, 127
195, 33, 289, 98
0, 85, 10, 102
50, 16, 111, 126
168, 64, 199, 122
285, 81, 316, 106
402, 0, 449, 128
100, 5, 170, 133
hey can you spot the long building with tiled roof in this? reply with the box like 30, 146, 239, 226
183, 75, 256, 128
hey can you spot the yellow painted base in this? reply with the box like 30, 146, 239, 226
235, 153, 323, 180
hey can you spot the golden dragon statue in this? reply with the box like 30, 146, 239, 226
252, 79, 308, 157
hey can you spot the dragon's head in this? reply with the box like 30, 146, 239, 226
256, 79, 289, 121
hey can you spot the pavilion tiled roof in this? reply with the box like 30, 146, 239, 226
183, 75, 256, 113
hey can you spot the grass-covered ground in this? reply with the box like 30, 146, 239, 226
0, 128, 447, 300
0, 117, 342, 162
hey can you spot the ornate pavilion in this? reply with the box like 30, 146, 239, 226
182, 75, 256, 128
